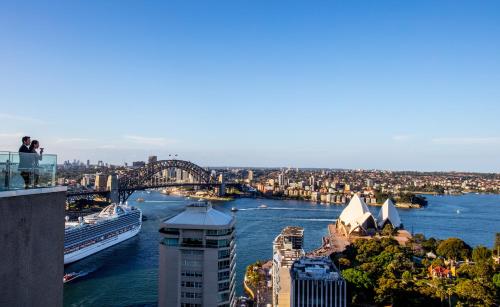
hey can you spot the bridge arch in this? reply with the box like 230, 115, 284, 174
118, 159, 213, 201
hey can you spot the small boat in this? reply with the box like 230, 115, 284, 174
231, 207, 238, 212
136, 197, 145, 203
456, 209, 460, 214
258, 204, 268, 209
198, 198, 205, 202
63, 271, 86, 283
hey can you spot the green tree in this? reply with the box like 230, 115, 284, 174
421, 237, 438, 253
454, 279, 495, 306
436, 238, 472, 261
381, 223, 396, 236
472, 245, 492, 263
493, 273, 500, 288
342, 268, 373, 290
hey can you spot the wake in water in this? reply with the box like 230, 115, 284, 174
238, 207, 331, 212
288, 218, 336, 222
144, 200, 187, 203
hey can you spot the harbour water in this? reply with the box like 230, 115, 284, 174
64, 193, 500, 306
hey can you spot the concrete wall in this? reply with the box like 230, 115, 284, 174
0, 187, 66, 307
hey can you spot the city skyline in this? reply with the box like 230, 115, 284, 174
2, 1, 500, 172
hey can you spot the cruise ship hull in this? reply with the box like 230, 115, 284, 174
64, 225, 141, 265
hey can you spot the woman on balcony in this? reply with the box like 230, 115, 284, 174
28, 140, 43, 187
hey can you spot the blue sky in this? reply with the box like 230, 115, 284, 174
1, 1, 500, 171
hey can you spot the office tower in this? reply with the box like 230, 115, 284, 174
309, 176, 315, 188
158, 203, 236, 307
366, 179, 374, 188
247, 170, 254, 182
94, 173, 108, 191
148, 155, 158, 164
176, 168, 184, 182
290, 257, 346, 307
272, 226, 305, 307
132, 161, 146, 168
86, 159, 90, 168
278, 173, 286, 187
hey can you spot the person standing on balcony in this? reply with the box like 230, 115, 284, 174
29, 140, 43, 187
18, 136, 31, 188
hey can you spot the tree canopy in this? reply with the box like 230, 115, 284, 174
436, 238, 472, 260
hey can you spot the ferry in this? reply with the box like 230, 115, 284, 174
136, 197, 145, 203
231, 207, 238, 212
64, 203, 142, 264
258, 204, 268, 209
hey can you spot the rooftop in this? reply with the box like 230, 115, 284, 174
162, 202, 234, 228
291, 257, 343, 281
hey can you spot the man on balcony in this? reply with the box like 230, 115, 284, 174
18, 136, 31, 188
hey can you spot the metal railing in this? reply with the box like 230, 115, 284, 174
0, 151, 57, 191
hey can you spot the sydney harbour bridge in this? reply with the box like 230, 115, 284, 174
66, 159, 242, 203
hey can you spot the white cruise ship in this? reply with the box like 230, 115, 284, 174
64, 203, 142, 264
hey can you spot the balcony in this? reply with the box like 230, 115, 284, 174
0, 151, 57, 191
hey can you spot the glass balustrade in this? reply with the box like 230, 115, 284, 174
0, 151, 57, 191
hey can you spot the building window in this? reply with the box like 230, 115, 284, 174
218, 282, 230, 291
218, 271, 230, 281
182, 238, 203, 247
218, 260, 230, 270
162, 238, 179, 246
181, 292, 202, 299
181, 270, 203, 278
218, 249, 230, 259
206, 228, 233, 236
181, 281, 203, 288
218, 292, 229, 302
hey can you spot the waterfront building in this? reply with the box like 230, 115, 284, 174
272, 226, 305, 307
158, 203, 236, 307
336, 194, 377, 236
290, 257, 346, 307
377, 198, 402, 229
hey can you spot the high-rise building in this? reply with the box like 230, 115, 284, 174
366, 179, 374, 188
309, 176, 315, 188
247, 170, 254, 182
148, 155, 158, 164
290, 257, 346, 307
272, 226, 305, 307
132, 161, 146, 168
94, 173, 108, 191
158, 203, 236, 307
278, 173, 286, 187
